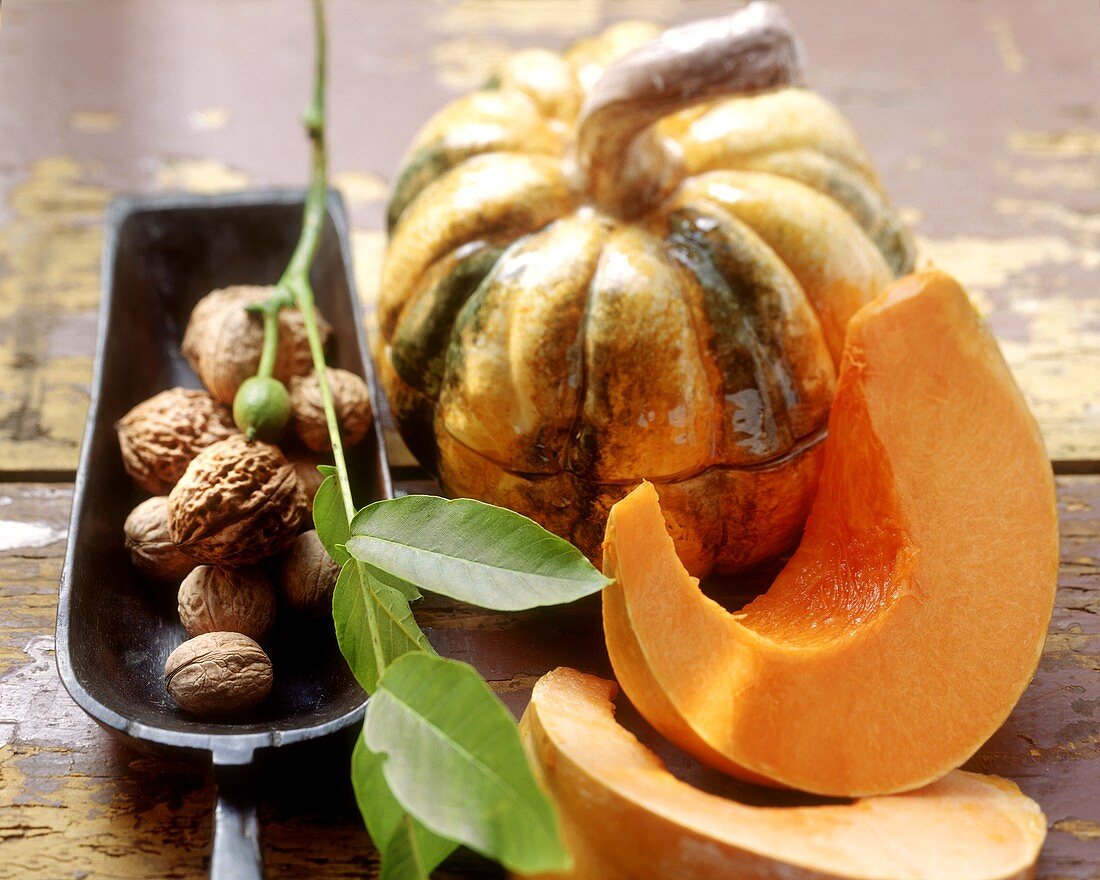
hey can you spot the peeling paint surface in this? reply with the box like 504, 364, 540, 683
1053, 819, 1100, 842
0, 520, 66, 551
1010, 130, 1100, 160
188, 106, 229, 131
154, 157, 252, 194
919, 235, 1097, 295
0, 157, 108, 471
68, 110, 122, 133
0, 0, 1098, 876
985, 16, 1026, 75
332, 171, 389, 206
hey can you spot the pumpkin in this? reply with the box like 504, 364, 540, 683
521, 668, 1046, 880
602, 271, 1058, 797
379, 2, 914, 575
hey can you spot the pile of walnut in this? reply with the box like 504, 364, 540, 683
117, 285, 366, 719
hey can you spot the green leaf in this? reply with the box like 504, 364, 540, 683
368, 564, 421, 603
317, 481, 420, 601
347, 495, 609, 611
382, 816, 455, 880
314, 475, 351, 565
333, 561, 433, 693
365, 653, 571, 874
352, 734, 457, 880
317, 464, 337, 477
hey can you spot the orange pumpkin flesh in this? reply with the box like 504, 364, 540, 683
603, 270, 1058, 797
521, 668, 1046, 880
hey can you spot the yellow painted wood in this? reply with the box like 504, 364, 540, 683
0, 158, 107, 473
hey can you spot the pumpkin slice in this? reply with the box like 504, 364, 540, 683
521, 668, 1046, 880
603, 270, 1058, 796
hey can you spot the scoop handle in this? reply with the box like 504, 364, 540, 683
211, 761, 263, 880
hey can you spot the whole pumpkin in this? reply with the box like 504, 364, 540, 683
378, 2, 914, 576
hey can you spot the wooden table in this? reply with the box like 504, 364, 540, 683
1, 1, 1097, 877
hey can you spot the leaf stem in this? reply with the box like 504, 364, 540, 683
256, 307, 280, 379
402, 813, 430, 880
286, 0, 387, 677
288, 0, 350, 517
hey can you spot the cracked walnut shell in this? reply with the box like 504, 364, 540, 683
178, 565, 276, 641
289, 367, 372, 452
278, 530, 340, 614
124, 496, 198, 581
168, 434, 309, 567
116, 388, 237, 494
164, 632, 273, 716
182, 285, 332, 405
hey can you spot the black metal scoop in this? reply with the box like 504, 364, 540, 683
56, 190, 390, 879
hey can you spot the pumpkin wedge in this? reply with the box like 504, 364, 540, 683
521, 668, 1046, 880
603, 270, 1058, 796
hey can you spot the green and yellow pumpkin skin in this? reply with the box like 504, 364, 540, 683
379, 11, 914, 576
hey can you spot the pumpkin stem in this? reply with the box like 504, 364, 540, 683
574, 2, 804, 217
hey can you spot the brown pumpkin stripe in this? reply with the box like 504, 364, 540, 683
435, 430, 584, 544
439, 212, 611, 474
386, 91, 563, 232
567, 224, 715, 483
376, 351, 440, 473
379, 151, 574, 339
736, 149, 916, 276
435, 419, 825, 574
632, 437, 825, 575
660, 202, 835, 465
390, 240, 505, 397
681, 171, 894, 363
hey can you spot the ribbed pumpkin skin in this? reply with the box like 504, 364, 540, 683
379, 22, 913, 576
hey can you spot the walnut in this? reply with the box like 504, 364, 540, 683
289, 368, 373, 452
287, 448, 332, 502
124, 497, 198, 581
178, 565, 276, 641
116, 388, 237, 494
168, 434, 309, 566
277, 530, 340, 614
182, 285, 332, 405
164, 632, 273, 716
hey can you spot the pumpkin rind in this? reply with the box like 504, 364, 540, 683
600, 272, 1058, 796
733, 149, 916, 276
386, 90, 564, 232
522, 668, 1047, 880
380, 14, 913, 574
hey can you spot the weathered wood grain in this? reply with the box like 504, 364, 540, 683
965, 478, 1100, 880
0, 0, 1097, 472
0, 477, 1097, 879
0, 1, 1096, 876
